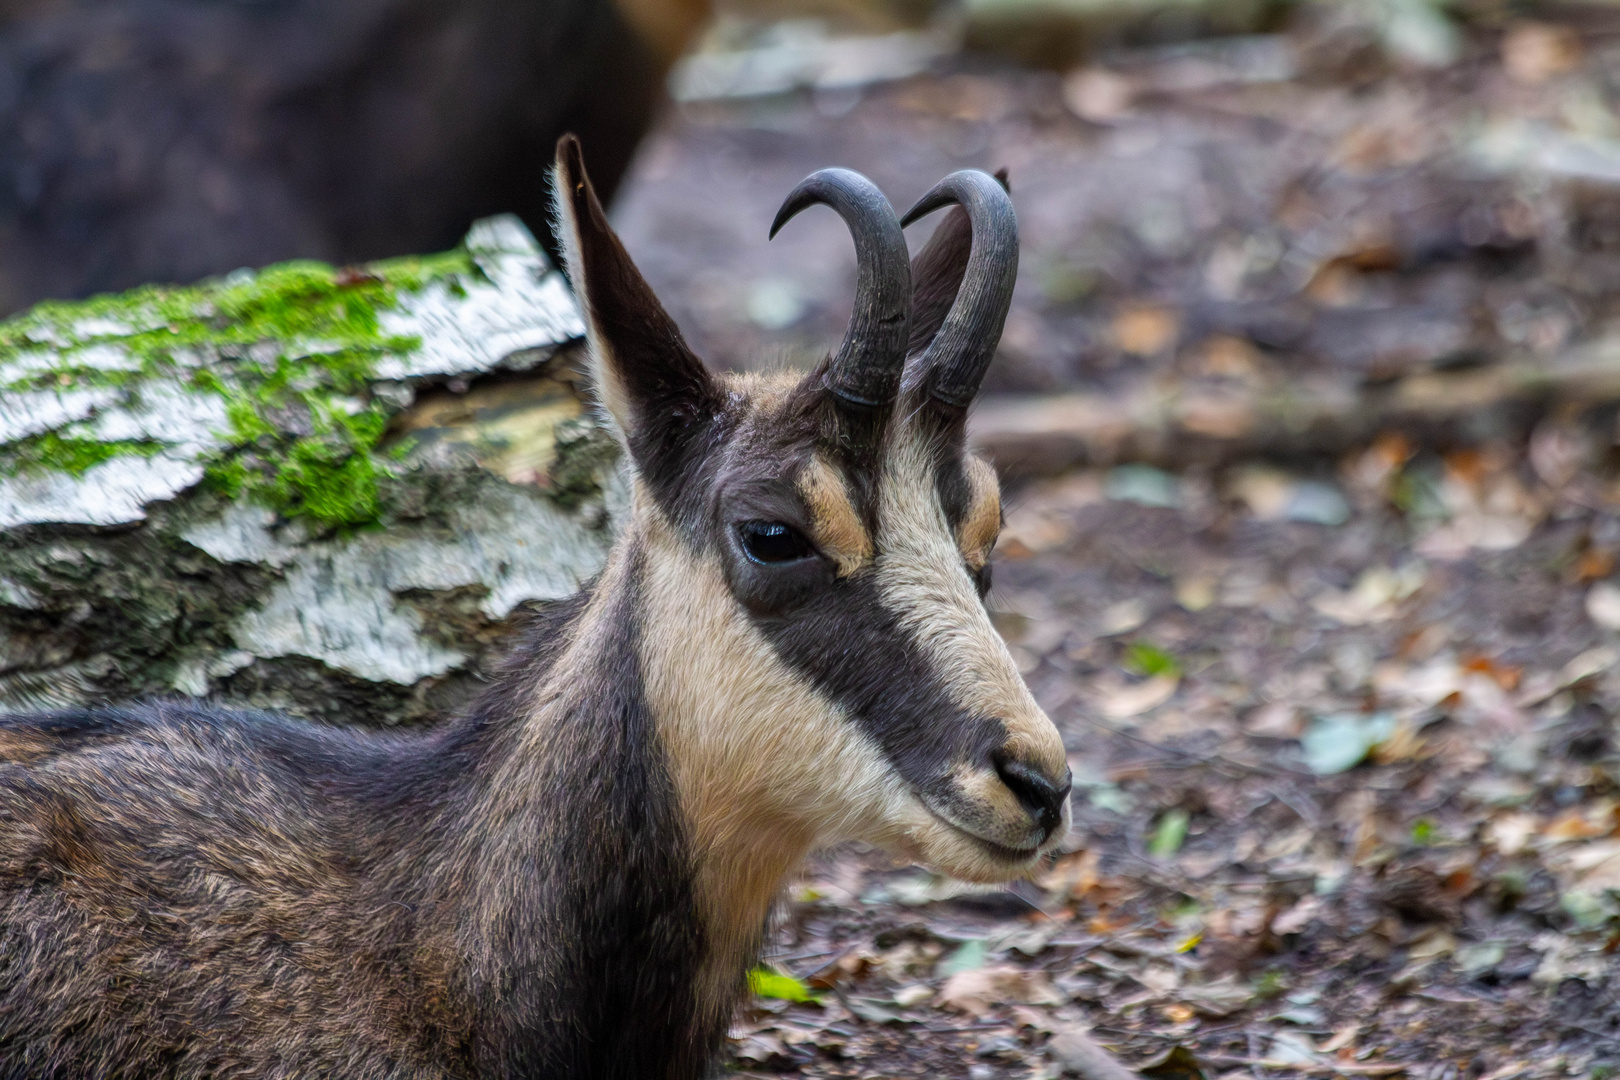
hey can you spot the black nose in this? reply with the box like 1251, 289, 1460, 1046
993, 755, 1072, 841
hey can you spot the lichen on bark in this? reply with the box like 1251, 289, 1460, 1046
0, 216, 623, 726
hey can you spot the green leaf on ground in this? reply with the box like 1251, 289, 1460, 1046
748, 967, 816, 1002
1149, 808, 1190, 858
1124, 641, 1182, 679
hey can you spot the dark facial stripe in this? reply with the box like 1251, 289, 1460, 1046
743, 569, 1005, 807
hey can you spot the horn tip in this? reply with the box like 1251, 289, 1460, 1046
769, 180, 821, 240
900, 177, 955, 228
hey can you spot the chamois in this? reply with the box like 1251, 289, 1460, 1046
0, 135, 1072, 1079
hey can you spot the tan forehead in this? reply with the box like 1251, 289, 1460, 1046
797, 453, 1001, 575
716, 372, 1000, 567
720, 369, 802, 409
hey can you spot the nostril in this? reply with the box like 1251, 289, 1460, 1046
993, 756, 1072, 840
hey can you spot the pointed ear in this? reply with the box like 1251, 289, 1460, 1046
904, 168, 1010, 360
551, 134, 720, 469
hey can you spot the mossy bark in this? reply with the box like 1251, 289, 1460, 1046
0, 217, 621, 727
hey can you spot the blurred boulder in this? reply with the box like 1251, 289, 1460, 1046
962, 0, 1292, 69
0, 0, 710, 314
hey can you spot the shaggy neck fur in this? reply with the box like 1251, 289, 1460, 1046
383, 502, 810, 1078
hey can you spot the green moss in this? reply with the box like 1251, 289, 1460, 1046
270, 437, 383, 528
0, 243, 483, 531
255, 405, 393, 529
5, 432, 165, 476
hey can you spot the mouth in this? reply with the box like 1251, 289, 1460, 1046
920, 799, 1042, 864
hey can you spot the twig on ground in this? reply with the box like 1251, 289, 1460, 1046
1046, 1025, 1140, 1080
1199, 1054, 1408, 1076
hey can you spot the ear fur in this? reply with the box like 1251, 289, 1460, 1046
551, 134, 720, 478
904, 168, 1011, 362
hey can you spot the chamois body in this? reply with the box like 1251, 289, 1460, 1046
0, 582, 724, 1078
0, 136, 1074, 1078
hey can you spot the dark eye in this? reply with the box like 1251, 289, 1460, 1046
739, 521, 814, 564
972, 562, 992, 599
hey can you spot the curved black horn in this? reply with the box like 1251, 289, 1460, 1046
770, 168, 911, 408
899, 170, 1018, 409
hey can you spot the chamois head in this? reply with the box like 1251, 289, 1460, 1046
553, 135, 1070, 884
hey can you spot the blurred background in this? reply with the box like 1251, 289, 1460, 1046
8, 0, 1620, 1076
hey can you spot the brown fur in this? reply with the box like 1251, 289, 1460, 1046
958, 454, 1002, 570
798, 455, 874, 576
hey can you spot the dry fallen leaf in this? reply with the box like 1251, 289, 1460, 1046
1585, 582, 1620, 631
1176, 976, 1251, 1017
1007, 1004, 1057, 1032
1112, 305, 1180, 356
1486, 813, 1539, 856
1271, 894, 1324, 936
730, 1031, 787, 1067
891, 983, 934, 1008
1227, 465, 1294, 519
1038, 848, 1100, 901
1098, 598, 1150, 636
1368, 719, 1424, 765
1556, 646, 1617, 690
1177, 392, 1257, 439
1572, 547, 1616, 583
1063, 67, 1134, 122
937, 964, 1062, 1017
1097, 674, 1180, 719
1245, 701, 1302, 737
1543, 806, 1613, 843
1502, 21, 1583, 84
1196, 335, 1265, 380
1047, 1025, 1137, 1080
1406, 928, 1458, 960
1312, 565, 1426, 624
1174, 571, 1219, 612
1571, 842, 1620, 891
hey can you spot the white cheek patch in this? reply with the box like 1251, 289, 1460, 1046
636, 504, 914, 853
873, 437, 1066, 777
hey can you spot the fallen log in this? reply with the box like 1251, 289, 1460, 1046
970, 340, 1620, 479
0, 217, 622, 727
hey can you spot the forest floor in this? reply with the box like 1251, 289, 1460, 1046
608, 7, 1620, 1079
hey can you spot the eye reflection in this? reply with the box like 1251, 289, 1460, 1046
738, 521, 814, 564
